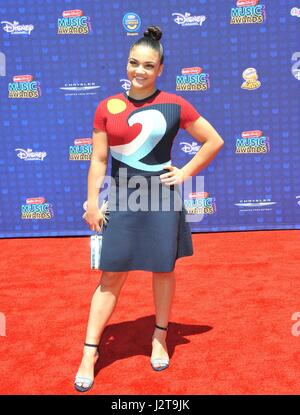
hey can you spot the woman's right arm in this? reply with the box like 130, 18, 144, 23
84, 128, 109, 231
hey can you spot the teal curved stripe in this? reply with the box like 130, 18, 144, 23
111, 108, 170, 171
111, 150, 171, 171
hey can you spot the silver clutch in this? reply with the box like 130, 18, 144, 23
91, 233, 103, 269
82, 200, 109, 270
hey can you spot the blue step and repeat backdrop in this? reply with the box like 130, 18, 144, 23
0, 0, 299, 238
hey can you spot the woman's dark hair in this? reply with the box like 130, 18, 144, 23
130, 25, 164, 64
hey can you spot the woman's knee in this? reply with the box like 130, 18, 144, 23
100, 271, 128, 290
153, 271, 175, 278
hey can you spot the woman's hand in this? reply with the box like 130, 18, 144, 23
82, 207, 105, 232
159, 165, 185, 186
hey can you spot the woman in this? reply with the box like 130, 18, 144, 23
74, 26, 224, 392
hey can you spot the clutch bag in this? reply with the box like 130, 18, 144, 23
91, 233, 103, 269
82, 200, 109, 270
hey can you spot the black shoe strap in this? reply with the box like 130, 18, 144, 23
84, 342, 99, 348
155, 324, 168, 331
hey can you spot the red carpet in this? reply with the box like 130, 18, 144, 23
1, 230, 300, 395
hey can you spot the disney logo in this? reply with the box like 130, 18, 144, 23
1, 20, 34, 35
180, 141, 201, 154
172, 12, 206, 26
15, 148, 47, 160
120, 79, 131, 91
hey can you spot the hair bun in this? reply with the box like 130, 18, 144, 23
143, 26, 162, 42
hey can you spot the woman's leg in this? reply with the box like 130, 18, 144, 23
75, 271, 128, 386
151, 271, 176, 366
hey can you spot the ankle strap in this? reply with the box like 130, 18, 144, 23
155, 324, 168, 331
84, 342, 99, 348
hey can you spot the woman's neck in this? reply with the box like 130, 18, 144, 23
127, 86, 157, 100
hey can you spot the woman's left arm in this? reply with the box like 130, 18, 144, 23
160, 116, 224, 185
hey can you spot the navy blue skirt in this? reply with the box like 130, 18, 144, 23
98, 175, 193, 272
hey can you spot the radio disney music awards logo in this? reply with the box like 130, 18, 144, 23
15, 148, 47, 161
57, 9, 91, 35
184, 192, 216, 215
172, 12, 206, 26
8, 75, 41, 99
69, 138, 92, 160
235, 198, 276, 212
291, 7, 300, 17
21, 197, 53, 220
180, 141, 201, 155
1, 20, 34, 35
241, 68, 261, 90
120, 79, 131, 91
176, 67, 210, 91
230, 0, 266, 25
122, 12, 141, 36
296, 196, 300, 206
291, 52, 300, 80
235, 130, 270, 154
60, 81, 100, 96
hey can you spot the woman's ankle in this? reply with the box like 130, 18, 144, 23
152, 330, 167, 342
82, 346, 99, 357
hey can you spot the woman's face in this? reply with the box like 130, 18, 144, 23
127, 45, 163, 91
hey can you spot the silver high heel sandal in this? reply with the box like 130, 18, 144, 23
151, 324, 170, 371
74, 342, 99, 392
